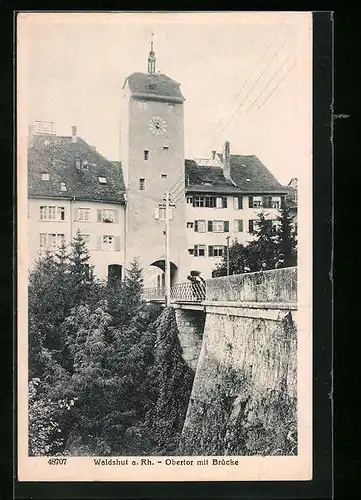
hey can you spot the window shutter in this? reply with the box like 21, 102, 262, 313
97, 209, 102, 222
249, 196, 253, 208
74, 208, 79, 221
208, 245, 214, 257
208, 220, 213, 232
194, 245, 198, 256
224, 220, 229, 232
194, 220, 198, 232
154, 208, 160, 220
239, 219, 244, 232
96, 236, 102, 250
239, 196, 243, 209
216, 197, 222, 208
233, 197, 239, 210
114, 210, 119, 223
249, 220, 254, 233
234, 219, 238, 232
115, 236, 121, 251
222, 197, 227, 208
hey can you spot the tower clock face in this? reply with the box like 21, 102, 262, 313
148, 116, 167, 135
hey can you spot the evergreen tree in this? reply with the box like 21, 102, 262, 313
246, 211, 279, 269
213, 240, 248, 277
276, 200, 297, 266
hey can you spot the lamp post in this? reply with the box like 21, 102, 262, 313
226, 235, 230, 276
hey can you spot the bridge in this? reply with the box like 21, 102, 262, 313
143, 266, 297, 311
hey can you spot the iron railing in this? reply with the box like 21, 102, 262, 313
170, 282, 206, 302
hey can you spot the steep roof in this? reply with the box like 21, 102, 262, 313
185, 155, 287, 194
229, 155, 286, 193
28, 135, 125, 204
124, 72, 184, 103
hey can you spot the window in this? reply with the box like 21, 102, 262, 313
233, 196, 243, 209
215, 196, 227, 208
108, 264, 122, 283
194, 245, 206, 257
40, 205, 64, 220
161, 173, 167, 179
198, 245, 206, 257
213, 220, 224, 233
159, 208, 166, 220
271, 196, 281, 209
82, 161, 90, 171
80, 234, 90, 245
186, 196, 193, 204
234, 219, 244, 232
98, 209, 116, 223
186, 222, 194, 229
57, 207, 65, 221
60, 182, 67, 192
194, 220, 206, 232
138, 101, 148, 110
163, 146, 169, 152
249, 220, 257, 233
99, 177, 107, 184
139, 178, 145, 190
192, 196, 217, 208
252, 196, 263, 208
78, 208, 90, 221
209, 245, 224, 257
103, 235, 114, 247
188, 248, 194, 255
41, 173, 49, 181
168, 104, 175, 113
144, 150, 149, 160
40, 233, 64, 249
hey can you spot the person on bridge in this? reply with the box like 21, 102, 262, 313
187, 270, 206, 300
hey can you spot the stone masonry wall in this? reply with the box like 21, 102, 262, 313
179, 268, 298, 456
174, 309, 205, 372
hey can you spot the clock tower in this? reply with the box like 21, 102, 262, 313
120, 39, 189, 286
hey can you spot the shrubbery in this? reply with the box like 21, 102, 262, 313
28, 231, 193, 456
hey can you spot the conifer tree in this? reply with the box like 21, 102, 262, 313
276, 200, 297, 266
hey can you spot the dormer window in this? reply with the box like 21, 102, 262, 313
41, 173, 49, 181
246, 178, 251, 182
82, 161, 89, 171
99, 177, 107, 184
60, 182, 67, 192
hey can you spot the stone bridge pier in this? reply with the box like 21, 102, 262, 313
174, 308, 206, 371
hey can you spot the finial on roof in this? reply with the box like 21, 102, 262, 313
148, 31, 156, 75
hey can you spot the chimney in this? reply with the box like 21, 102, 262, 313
212, 150, 216, 160
28, 125, 35, 148
223, 141, 231, 179
71, 125, 77, 143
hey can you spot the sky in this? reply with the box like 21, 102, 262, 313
18, 12, 312, 185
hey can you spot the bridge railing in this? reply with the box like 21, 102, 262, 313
142, 267, 297, 304
170, 282, 206, 302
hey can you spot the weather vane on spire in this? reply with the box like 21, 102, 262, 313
148, 31, 156, 74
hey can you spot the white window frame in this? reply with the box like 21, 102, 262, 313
212, 220, 224, 233
41, 173, 49, 181
213, 245, 224, 257
101, 209, 115, 223
253, 196, 263, 208
197, 220, 206, 233
198, 245, 206, 257
79, 208, 90, 221
271, 196, 281, 209
102, 235, 115, 249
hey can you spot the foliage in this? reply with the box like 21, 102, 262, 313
28, 238, 192, 456
213, 201, 297, 276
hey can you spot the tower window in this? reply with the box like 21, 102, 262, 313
144, 150, 149, 160
163, 146, 169, 152
161, 173, 167, 179
139, 178, 145, 191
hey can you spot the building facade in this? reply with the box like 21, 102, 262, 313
27, 126, 126, 280
183, 143, 289, 278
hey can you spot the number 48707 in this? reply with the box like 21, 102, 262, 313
48, 458, 67, 465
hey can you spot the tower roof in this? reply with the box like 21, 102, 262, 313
124, 72, 185, 103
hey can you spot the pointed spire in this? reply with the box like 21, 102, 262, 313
148, 31, 156, 75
